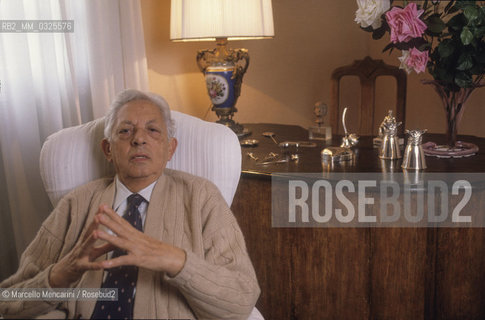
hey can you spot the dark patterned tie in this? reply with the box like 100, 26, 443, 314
91, 194, 145, 320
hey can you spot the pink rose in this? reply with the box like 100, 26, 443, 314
398, 48, 429, 74
385, 3, 427, 43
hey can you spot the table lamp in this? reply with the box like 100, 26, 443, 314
170, 0, 274, 137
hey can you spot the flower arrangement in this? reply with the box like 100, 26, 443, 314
355, 0, 485, 90
355, 0, 485, 152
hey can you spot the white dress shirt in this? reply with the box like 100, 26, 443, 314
112, 176, 157, 229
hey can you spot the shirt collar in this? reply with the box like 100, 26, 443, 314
113, 176, 157, 209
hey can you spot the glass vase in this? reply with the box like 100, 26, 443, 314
422, 80, 480, 157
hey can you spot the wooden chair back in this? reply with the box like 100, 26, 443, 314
330, 56, 407, 136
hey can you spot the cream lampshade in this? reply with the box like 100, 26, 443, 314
170, 0, 274, 136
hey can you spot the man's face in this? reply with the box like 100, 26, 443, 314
102, 100, 177, 191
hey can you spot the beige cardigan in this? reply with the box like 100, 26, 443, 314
0, 169, 260, 319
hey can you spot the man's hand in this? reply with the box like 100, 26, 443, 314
95, 205, 187, 277
49, 214, 114, 288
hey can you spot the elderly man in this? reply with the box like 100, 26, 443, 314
0, 90, 260, 319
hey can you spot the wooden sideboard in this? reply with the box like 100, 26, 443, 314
231, 123, 485, 320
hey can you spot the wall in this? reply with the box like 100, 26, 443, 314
141, 0, 485, 137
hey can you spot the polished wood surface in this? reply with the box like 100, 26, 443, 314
330, 56, 407, 136
231, 123, 485, 320
240, 123, 485, 175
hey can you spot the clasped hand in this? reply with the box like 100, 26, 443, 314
49, 205, 186, 288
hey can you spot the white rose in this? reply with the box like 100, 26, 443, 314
355, 0, 391, 29
398, 50, 412, 74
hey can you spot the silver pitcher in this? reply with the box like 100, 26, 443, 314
379, 118, 402, 160
401, 129, 427, 170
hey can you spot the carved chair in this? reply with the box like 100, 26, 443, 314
330, 56, 407, 136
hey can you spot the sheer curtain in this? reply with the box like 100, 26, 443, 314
0, 0, 148, 280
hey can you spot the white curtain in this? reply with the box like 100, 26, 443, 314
0, 0, 148, 280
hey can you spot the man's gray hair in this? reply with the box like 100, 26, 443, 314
104, 89, 176, 140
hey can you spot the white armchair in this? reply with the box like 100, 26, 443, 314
39, 111, 263, 320
40, 111, 242, 207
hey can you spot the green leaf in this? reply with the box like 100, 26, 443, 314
445, 0, 456, 14
477, 7, 485, 25
455, 1, 476, 10
372, 26, 386, 40
448, 6, 459, 14
457, 53, 473, 70
419, 42, 432, 51
382, 42, 395, 53
435, 66, 455, 85
426, 14, 447, 34
423, 0, 429, 10
437, 40, 455, 58
461, 27, 474, 45
464, 5, 479, 22
474, 26, 485, 37
447, 13, 467, 32
455, 72, 473, 88
469, 63, 484, 75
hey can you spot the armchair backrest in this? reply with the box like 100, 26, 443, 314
40, 111, 242, 207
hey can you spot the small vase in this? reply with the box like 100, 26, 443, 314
421, 80, 480, 158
